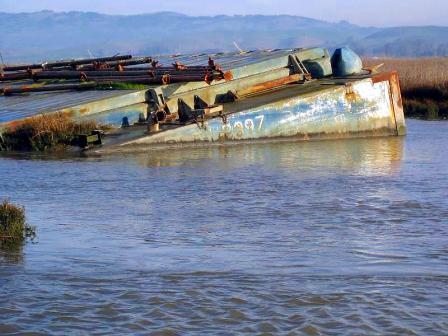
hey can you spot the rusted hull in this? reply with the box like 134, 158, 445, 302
111, 75, 405, 151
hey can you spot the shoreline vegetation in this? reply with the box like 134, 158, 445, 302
364, 57, 448, 120
0, 200, 35, 249
0, 113, 108, 152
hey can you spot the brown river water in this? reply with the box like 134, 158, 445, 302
0, 119, 447, 335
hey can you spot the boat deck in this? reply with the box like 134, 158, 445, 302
0, 90, 138, 124
0, 48, 324, 129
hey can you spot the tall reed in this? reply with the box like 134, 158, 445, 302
364, 57, 448, 119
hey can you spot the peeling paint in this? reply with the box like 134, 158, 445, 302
120, 76, 404, 148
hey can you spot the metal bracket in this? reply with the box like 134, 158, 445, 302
78, 130, 103, 149
178, 98, 194, 123
289, 54, 311, 80
194, 95, 209, 109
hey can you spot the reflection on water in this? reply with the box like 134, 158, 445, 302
135, 136, 404, 176
0, 241, 24, 265
0, 120, 447, 335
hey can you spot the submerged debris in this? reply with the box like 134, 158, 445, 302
1, 113, 109, 151
0, 200, 35, 248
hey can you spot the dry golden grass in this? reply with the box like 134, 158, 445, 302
364, 57, 448, 119
364, 57, 448, 94
2, 113, 105, 151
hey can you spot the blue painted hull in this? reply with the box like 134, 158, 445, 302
111, 74, 405, 152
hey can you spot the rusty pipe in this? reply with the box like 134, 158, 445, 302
1, 82, 97, 95
33, 69, 222, 80
77, 57, 153, 71
2, 55, 133, 72
0, 71, 31, 81
88, 75, 205, 84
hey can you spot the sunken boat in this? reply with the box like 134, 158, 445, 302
0, 47, 405, 153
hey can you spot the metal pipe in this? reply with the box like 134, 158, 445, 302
89, 74, 209, 84
124, 65, 211, 72
2, 55, 133, 72
77, 57, 153, 71
0, 71, 30, 81
1, 82, 97, 95
33, 69, 219, 80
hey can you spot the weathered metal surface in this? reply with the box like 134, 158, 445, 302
78, 103, 148, 127
149, 48, 326, 100
233, 74, 303, 98
115, 76, 404, 149
154, 68, 295, 114
372, 71, 406, 135
0, 89, 146, 128
0, 48, 323, 130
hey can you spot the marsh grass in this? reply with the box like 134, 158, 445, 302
1, 113, 109, 151
364, 57, 448, 119
0, 200, 34, 249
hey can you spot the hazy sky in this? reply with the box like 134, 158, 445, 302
0, 0, 447, 27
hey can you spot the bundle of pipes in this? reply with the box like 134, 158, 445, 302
30, 69, 229, 83
0, 57, 155, 81
0, 55, 232, 94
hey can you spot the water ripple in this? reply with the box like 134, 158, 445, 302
1, 120, 448, 334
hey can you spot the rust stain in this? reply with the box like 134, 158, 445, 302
344, 83, 360, 102
79, 107, 90, 114
236, 74, 302, 97
224, 71, 234, 81
371, 71, 397, 84
390, 72, 403, 109
372, 71, 405, 135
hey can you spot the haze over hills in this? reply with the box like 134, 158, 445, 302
0, 11, 447, 63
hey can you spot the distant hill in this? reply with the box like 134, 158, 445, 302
352, 26, 448, 57
0, 11, 447, 62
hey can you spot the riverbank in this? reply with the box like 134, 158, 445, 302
364, 57, 448, 119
